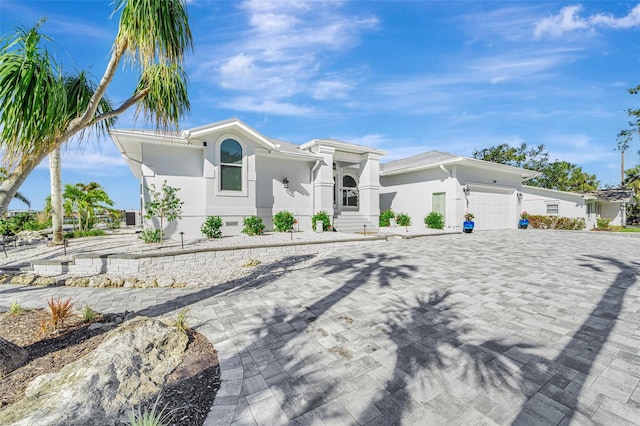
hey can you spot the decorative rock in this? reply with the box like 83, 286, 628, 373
64, 277, 90, 287
32, 277, 58, 287
0, 317, 188, 425
156, 276, 175, 288
89, 275, 112, 288
115, 316, 123, 324
10, 275, 35, 286
87, 322, 104, 331
0, 337, 28, 377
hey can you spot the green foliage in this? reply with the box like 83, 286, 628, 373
201, 216, 223, 239
379, 209, 395, 227
311, 211, 331, 231
9, 300, 24, 315
617, 84, 640, 153
464, 212, 475, 222
173, 308, 190, 333
126, 395, 174, 426
273, 210, 296, 232
424, 212, 444, 229
0, 212, 48, 235
106, 210, 122, 229
242, 215, 265, 236
64, 229, 106, 239
63, 182, 115, 231
144, 181, 183, 245
473, 143, 599, 191
596, 218, 611, 230
528, 215, 586, 230
80, 304, 96, 323
396, 213, 411, 227
139, 228, 162, 243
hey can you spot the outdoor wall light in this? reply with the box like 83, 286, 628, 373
463, 186, 470, 196
517, 192, 523, 202
283, 177, 290, 189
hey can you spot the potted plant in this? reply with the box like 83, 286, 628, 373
463, 212, 475, 233
519, 211, 530, 229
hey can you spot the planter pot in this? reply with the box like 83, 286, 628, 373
518, 219, 529, 229
315, 222, 324, 233
389, 218, 397, 228
463, 221, 474, 233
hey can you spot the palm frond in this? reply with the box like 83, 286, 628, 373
134, 62, 189, 130
114, 0, 193, 66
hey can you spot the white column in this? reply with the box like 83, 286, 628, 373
312, 146, 335, 218
358, 153, 381, 226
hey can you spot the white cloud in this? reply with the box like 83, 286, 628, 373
195, 0, 378, 114
224, 97, 315, 116
534, 4, 640, 39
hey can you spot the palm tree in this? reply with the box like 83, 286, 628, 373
0, 0, 192, 245
63, 182, 114, 231
0, 0, 192, 373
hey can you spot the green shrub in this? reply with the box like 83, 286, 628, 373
0, 212, 46, 235
528, 215, 585, 230
201, 216, 223, 238
139, 228, 162, 243
242, 215, 265, 236
9, 300, 25, 315
311, 211, 331, 231
424, 212, 444, 229
80, 304, 96, 323
379, 209, 395, 227
173, 307, 190, 333
596, 218, 611, 230
64, 229, 106, 239
273, 210, 296, 232
396, 213, 411, 227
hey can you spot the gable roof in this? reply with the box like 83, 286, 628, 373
583, 189, 634, 203
380, 150, 539, 179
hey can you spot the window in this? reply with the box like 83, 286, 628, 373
587, 202, 599, 215
220, 139, 242, 191
342, 175, 358, 207
546, 203, 559, 215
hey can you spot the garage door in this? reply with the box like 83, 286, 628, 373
468, 188, 515, 230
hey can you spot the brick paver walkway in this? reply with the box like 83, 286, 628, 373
1, 230, 639, 425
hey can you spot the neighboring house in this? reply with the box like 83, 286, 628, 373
110, 118, 635, 239
520, 186, 634, 228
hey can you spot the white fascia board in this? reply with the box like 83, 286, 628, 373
380, 158, 463, 176
460, 158, 540, 178
301, 139, 387, 157
109, 129, 202, 149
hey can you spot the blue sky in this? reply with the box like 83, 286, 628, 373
2, 1, 639, 210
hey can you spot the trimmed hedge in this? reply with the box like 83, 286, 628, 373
528, 215, 585, 230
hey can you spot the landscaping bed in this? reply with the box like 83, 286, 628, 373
0, 308, 220, 425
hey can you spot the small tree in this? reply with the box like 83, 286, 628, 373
144, 181, 183, 245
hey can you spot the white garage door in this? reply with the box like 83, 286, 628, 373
468, 188, 515, 230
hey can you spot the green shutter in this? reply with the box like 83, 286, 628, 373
432, 192, 446, 216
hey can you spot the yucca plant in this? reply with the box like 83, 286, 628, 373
173, 307, 190, 333
9, 300, 24, 315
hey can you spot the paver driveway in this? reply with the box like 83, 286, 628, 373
1, 230, 639, 425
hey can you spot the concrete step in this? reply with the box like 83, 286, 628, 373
333, 214, 378, 233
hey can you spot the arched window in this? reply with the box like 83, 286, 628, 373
220, 139, 242, 191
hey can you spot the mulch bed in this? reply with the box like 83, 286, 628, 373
0, 308, 221, 425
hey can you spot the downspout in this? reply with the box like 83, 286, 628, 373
439, 164, 452, 178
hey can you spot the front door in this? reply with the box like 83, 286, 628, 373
342, 174, 358, 210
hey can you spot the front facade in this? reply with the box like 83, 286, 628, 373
111, 119, 385, 239
111, 119, 635, 239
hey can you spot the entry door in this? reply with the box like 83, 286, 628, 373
342, 175, 358, 209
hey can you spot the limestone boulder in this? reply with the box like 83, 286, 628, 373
0, 317, 188, 426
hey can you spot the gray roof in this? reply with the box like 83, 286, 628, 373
584, 189, 634, 203
380, 150, 539, 178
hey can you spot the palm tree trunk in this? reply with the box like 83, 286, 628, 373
49, 146, 64, 245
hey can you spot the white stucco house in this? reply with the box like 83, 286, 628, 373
110, 118, 635, 239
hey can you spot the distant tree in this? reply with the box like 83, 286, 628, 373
617, 84, 640, 187
473, 142, 599, 192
